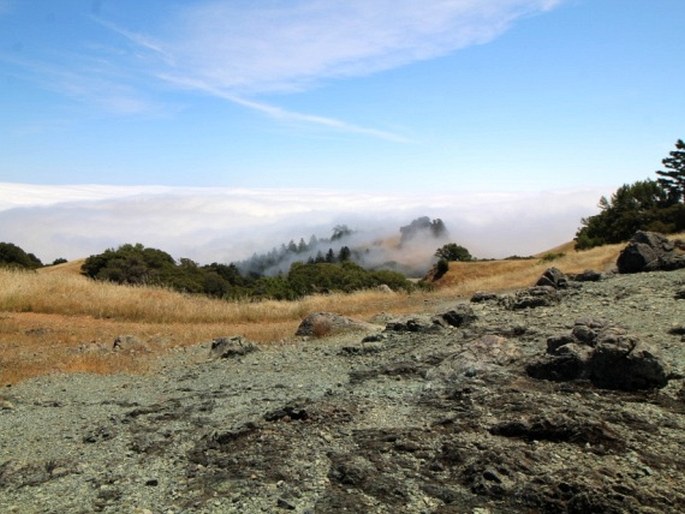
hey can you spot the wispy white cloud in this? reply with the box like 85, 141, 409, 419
3, 1, 564, 137
96, 0, 563, 138
161, 0, 563, 93
0, 50, 165, 116
0, 183, 602, 265
161, 75, 412, 142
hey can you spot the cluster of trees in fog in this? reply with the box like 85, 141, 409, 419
2, 216, 458, 300
72, 216, 455, 300
236, 224, 356, 276
79, 243, 413, 300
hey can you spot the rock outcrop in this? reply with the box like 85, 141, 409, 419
536, 267, 568, 289
527, 318, 670, 390
617, 230, 685, 273
296, 312, 374, 337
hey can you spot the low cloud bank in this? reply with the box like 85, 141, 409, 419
0, 184, 606, 266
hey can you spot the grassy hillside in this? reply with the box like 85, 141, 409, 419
432, 241, 623, 293
0, 241, 628, 384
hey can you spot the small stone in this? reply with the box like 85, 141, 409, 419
277, 497, 296, 510
0, 399, 15, 410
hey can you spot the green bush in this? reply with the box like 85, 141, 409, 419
539, 252, 565, 263
435, 243, 473, 262
434, 259, 449, 280
0, 242, 43, 269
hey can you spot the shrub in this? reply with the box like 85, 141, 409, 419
0, 242, 43, 269
539, 252, 565, 263
434, 259, 449, 280
435, 243, 473, 262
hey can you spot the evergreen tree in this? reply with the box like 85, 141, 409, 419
338, 246, 352, 262
656, 139, 685, 203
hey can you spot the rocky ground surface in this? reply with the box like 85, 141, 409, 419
1, 267, 684, 513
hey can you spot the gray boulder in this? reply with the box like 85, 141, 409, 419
432, 304, 477, 328
508, 286, 560, 310
588, 335, 669, 391
526, 318, 670, 390
470, 291, 499, 303
296, 312, 374, 337
617, 231, 685, 273
536, 267, 568, 289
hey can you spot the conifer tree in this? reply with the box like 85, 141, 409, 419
656, 139, 685, 203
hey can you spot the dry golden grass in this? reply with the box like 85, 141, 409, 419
0, 238, 647, 384
434, 241, 624, 295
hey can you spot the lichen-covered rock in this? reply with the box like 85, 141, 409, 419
295, 312, 374, 337
209, 336, 258, 359
508, 286, 560, 310
427, 335, 521, 383
471, 291, 499, 303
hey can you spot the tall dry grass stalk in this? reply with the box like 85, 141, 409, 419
0, 240, 630, 384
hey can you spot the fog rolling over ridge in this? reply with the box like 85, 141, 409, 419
0, 184, 607, 267
236, 217, 451, 278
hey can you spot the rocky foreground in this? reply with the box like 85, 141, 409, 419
1, 247, 684, 512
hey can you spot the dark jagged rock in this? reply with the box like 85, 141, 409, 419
527, 343, 592, 381
589, 336, 669, 391
527, 318, 670, 390
432, 304, 477, 328
209, 336, 258, 359
536, 267, 569, 289
489, 414, 624, 450
617, 231, 685, 273
384, 318, 440, 333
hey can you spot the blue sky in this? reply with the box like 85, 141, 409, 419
0, 0, 684, 262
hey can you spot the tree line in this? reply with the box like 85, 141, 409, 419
575, 139, 685, 249
79, 243, 413, 301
